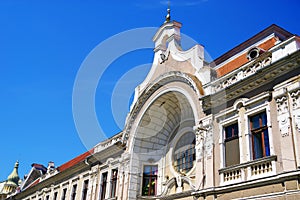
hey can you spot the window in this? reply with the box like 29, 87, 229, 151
110, 169, 118, 198
100, 172, 108, 200
71, 184, 77, 200
173, 132, 196, 173
250, 112, 270, 160
61, 188, 67, 200
82, 180, 89, 200
53, 192, 58, 200
224, 123, 240, 166
142, 165, 158, 196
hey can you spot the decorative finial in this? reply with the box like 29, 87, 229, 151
164, 1, 171, 23
7, 161, 20, 185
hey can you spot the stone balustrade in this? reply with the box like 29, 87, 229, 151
219, 155, 277, 185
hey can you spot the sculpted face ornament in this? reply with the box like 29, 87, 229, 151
160, 52, 169, 64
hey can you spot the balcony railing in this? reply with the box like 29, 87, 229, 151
219, 155, 277, 185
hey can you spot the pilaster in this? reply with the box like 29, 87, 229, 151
273, 87, 296, 171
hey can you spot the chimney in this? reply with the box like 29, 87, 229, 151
47, 161, 55, 173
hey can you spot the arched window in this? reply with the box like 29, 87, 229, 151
173, 132, 196, 174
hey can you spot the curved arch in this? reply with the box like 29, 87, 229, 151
160, 177, 176, 196
159, 176, 196, 196
131, 91, 195, 154
233, 98, 249, 110
122, 71, 204, 145
168, 126, 196, 177
124, 72, 203, 198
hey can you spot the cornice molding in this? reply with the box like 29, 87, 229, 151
202, 50, 300, 113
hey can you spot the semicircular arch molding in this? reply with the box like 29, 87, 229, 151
122, 71, 204, 149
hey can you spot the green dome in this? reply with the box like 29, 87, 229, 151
7, 161, 20, 186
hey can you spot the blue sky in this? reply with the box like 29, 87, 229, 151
0, 0, 299, 181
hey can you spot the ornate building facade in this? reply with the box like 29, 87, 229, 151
9, 16, 300, 200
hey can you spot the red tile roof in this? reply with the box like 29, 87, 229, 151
216, 37, 277, 77
57, 148, 94, 172
212, 24, 294, 70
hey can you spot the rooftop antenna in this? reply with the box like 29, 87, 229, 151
164, 0, 171, 23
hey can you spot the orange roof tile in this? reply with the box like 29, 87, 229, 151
57, 148, 94, 172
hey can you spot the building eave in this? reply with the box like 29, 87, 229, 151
212, 24, 294, 67
202, 50, 300, 113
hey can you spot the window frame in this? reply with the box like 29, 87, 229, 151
100, 172, 108, 200
110, 169, 118, 198
217, 112, 240, 169
224, 122, 239, 142
70, 184, 77, 200
172, 132, 196, 174
224, 122, 240, 167
141, 165, 158, 197
81, 179, 89, 200
53, 191, 58, 200
61, 188, 67, 200
249, 111, 270, 160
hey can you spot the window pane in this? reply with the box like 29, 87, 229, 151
142, 178, 150, 195
151, 166, 158, 175
225, 123, 239, 140
225, 126, 232, 139
253, 133, 263, 159
225, 138, 240, 166
144, 166, 151, 175
173, 132, 196, 173
233, 123, 238, 137
264, 130, 270, 156
261, 112, 267, 126
251, 115, 260, 130
149, 177, 156, 195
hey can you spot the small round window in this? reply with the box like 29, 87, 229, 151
173, 132, 196, 174
247, 47, 264, 60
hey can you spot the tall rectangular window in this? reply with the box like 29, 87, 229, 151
224, 123, 240, 166
110, 169, 118, 198
71, 184, 77, 200
61, 188, 67, 200
100, 172, 108, 200
142, 165, 158, 196
82, 180, 89, 200
250, 111, 270, 160
53, 192, 58, 200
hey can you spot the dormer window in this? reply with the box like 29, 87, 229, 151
247, 47, 265, 60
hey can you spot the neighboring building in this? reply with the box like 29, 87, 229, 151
0, 161, 21, 200
9, 13, 300, 200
